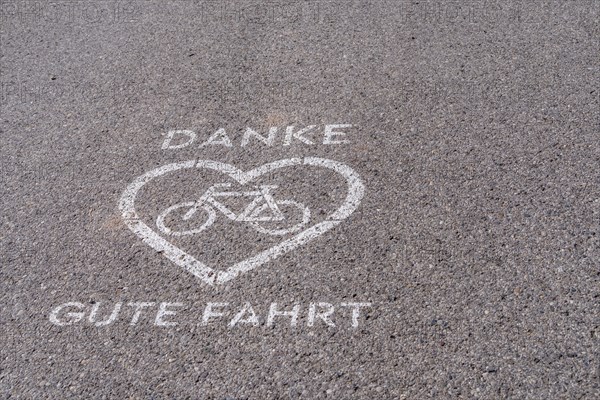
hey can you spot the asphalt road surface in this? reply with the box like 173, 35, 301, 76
1, 1, 599, 399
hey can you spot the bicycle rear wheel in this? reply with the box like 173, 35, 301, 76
156, 202, 216, 236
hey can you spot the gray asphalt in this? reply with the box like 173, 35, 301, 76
1, 1, 599, 399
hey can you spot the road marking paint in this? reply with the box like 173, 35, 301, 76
199, 128, 233, 147
161, 124, 354, 149
308, 302, 336, 327
49, 302, 85, 326
323, 124, 352, 144
88, 302, 122, 326
201, 302, 229, 325
118, 157, 365, 286
341, 303, 372, 328
283, 125, 316, 145
229, 302, 260, 327
128, 302, 155, 325
154, 302, 184, 326
267, 303, 300, 327
241, 127, 278, 147
49, 301, 373, 328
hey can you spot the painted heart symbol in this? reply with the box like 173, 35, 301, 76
118, 157, 364, 286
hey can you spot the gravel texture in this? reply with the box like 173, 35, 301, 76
1, 1, 599, 399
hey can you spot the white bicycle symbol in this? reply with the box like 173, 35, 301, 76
156, 183, 310, 237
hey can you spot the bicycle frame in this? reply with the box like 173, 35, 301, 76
183, 183, 285, 222
156, 182, 311, 237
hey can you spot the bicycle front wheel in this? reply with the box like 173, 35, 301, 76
249, 200, 310, 236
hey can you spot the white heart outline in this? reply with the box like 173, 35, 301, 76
118, 157, 365, 286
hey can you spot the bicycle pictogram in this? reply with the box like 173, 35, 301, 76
156, 183, 310, 237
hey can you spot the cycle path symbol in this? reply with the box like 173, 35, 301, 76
156, 182, 311, 237
118, 157, 365, 286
